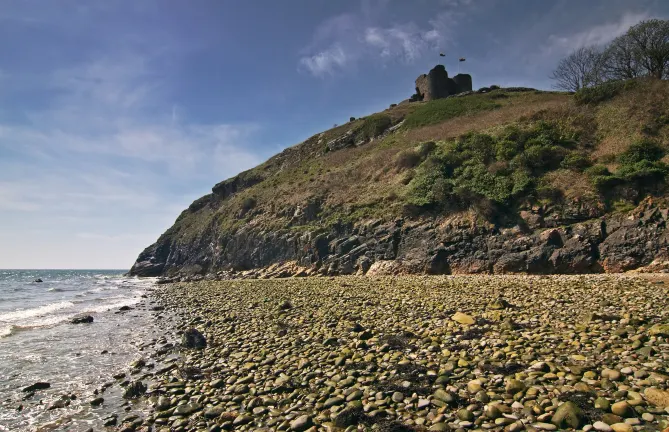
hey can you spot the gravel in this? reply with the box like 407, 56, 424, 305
105, 274, 669, 431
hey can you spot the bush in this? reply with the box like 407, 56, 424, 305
561, 152, 592, 170
617, 160, 668, 183
618, 140, 665, 165
406, 121, 578, 209
586, 142, 668, 192
574, 80, 638, 105
241, 197, 257, 211
403, 96, 499, 129
356, 114, 392, 141
416, 141, 437, 158
394, 149, 422, 170
586, 164, 612, 176
349, 117, 356, 122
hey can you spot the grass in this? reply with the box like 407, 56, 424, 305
403, 94, 500, 129
158, 80, 669, 247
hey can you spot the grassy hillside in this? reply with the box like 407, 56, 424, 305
163, 79, 669, 253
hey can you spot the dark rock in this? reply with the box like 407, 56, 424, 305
22, 382, 50, 392
119, 306, 132, 311
122, 381, 146, 399
181, 328, 207, 349
34, 278, 43, 283
127, 191, 669, 279
552, 401, 584, 429
70, 315, 93, 324
102, 414, 117, 427
90, 397, 104, 406
48, 399, 67, 410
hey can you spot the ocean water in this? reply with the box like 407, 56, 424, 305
0, 270, 157, 431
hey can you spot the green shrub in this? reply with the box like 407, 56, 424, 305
560, 152, 592, 170
586, 141, 668, 192
403, 96, 499, 129
618, 140, 665, 165
416, 141, 437, 158
406, 120, 577, 209
406, 163, 446, 207
586, 164, 612, 176
495, 139, 521, 160
241, 197, 257, 211
617, 160, 668, 183
394, 149, 422, 170
574, 80, 638, 105
356, 114, 392, 141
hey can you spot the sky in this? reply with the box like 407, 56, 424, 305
0, 0, 667, 269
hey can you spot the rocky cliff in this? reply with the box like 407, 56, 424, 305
130, 79, 669, 279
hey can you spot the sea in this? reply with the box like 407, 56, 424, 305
0, 270, 158, 432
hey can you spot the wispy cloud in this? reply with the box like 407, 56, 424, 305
298, 4, 467, 77
0, 48, 263, 268
299, 44, 349, 76
364, 24, 440, 62
543, 11, 651, 56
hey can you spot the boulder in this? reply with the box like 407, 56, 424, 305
644, 388, 669, 408
122, 381, 146, 399
552, 401, 584, 429
649, 324, 669, 337
22, 382, 50, 392
71, 315, 93, 324
290, 415, 314, 431
34, 278, 43, 283
452, 312, 475, 325
181, 328, 207, 349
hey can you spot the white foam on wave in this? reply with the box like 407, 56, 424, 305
0, 301, 75, 323
0, 325, 14, 337
84, 296, 141, 313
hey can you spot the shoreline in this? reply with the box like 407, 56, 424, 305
116, 274, 669, 431
0, 274, 158, 432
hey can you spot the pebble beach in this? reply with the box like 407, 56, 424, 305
100, 275, 669, 432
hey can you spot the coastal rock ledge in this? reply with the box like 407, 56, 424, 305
129, 197, 669, 279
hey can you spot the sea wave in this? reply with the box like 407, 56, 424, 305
0, 301, 75, 323
84, 297, 141, 313
0, 325, 14, 338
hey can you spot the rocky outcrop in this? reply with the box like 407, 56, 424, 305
131, 196, 669, 280
414, 65, 472, 101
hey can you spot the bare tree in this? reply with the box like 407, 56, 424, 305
626, 19, 669, 79
602, 34, 644, 80
550, 46, 603, 91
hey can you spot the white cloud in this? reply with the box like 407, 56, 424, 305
299, 44, 349, 76
543, 11, 651, 56
0, 50, 264, 268
298, 6, 466, 77
364, 24, 441, 62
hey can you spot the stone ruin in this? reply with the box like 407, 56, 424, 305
412, 64, 472, 101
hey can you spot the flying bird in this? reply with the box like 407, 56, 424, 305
459, 58, 466, 62
439, 52, 445, 57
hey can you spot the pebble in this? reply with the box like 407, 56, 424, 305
115, 275, 669, 432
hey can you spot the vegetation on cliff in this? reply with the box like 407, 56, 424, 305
130, 78, 669, 277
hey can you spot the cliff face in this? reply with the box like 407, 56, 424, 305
130, 80, 669, 279
129, 196, 669, 278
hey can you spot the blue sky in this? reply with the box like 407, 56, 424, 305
0, 0, 667, 269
